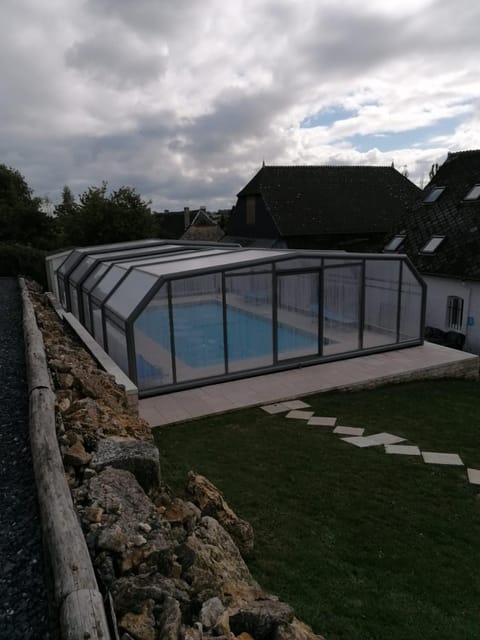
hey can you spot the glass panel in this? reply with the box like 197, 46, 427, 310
105, 320, 129, 375
58, 250, 82, 276
225, 272, 273, 372
275, 257, 323, 270
83, 262, 110, 293
106, 270, 157, 319
277, 273, 319, 360
139, 249, 286, 278
92, 303, 105, 347
70, 283, 80, 319
225, 264, 273, 276
91, 265, 130, 303
399, 264, 423, 342
58, 275, 67, 308
323, 265, 362, 355
363, 260, 400, 348
70, 255, 97, 284
171, 274, 225, 382
134, 285, 174, 391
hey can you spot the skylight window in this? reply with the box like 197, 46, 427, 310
464, 184, 480, 200
423, 187, 445, 203
420, 236, 445, 254
384, 235, 406, 252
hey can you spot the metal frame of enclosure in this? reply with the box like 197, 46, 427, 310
50, 242, 426, 397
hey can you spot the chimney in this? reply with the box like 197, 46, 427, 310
184, 206, 190, 230
164, 209, 169, 213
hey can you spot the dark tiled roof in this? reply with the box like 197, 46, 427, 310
237, 165, 422, 236
390, 151, 480, 280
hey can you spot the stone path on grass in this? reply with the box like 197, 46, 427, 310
260, 400, 480, 486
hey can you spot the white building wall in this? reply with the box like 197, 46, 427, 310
424, 275, 480, 354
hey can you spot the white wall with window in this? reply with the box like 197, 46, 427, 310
424, 275, 480, 354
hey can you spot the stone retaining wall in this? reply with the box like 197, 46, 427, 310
27, 280, 325, 640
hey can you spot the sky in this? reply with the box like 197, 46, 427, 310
2, 0, 480, 211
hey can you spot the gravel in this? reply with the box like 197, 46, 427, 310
0, 279, 54, 639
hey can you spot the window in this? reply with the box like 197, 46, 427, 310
447, 296, 464, 330
384, 235, 406, 252
246, 196, 256, 225
464, 184, 480, 201
420, 235, 445, 254
424, 187, 445, 203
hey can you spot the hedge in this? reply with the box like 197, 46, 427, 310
0, 244, 47, 288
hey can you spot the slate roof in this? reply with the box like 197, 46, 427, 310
237, 165, 422, 236
386, 150, 480, 280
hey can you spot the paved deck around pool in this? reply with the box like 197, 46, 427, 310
139, 341, 479, 427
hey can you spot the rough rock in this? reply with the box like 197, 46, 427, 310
119, 599, 156, 640
112, 573, 192, 618
91, 438, 161, 493
186, 472, 254, 558
274, 619, 326, 640
63, 439, 92, 466
199, 596, 225, 629
163, 498, 201, 531
178, 516, 256, 602
229, 600, 295, 640
157, 595, 182, 640
83, 468, 173, 576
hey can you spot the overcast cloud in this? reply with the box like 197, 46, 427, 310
1, 0, 480, 210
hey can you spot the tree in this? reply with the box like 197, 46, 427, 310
0, 164, 53, 248
60, 182, 154, 246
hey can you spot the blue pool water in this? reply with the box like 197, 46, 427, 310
136, 301, 317, 368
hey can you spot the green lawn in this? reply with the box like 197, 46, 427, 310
153, 379, 480, 640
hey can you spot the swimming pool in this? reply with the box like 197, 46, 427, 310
135, 301, 318, 368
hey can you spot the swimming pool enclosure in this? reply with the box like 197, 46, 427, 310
48, 240, 426, 397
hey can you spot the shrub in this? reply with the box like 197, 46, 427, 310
0, 243, 47, 288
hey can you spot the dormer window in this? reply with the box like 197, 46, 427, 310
420, 235, 445, 254
464, 184, 480, 200
384, 235, 406, 252
424, 187, 445, 203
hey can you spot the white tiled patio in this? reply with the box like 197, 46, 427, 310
139, 341, 478, 427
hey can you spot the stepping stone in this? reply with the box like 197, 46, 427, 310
385, 444, 421, 456
467, 468, 480, 485
308, 416, 337, 427
422, 451, 464, 466
334, 426, 364, 436
286, 410, 315, 420
283, 400, 311, 410
341, 432, 405, 448
261, 403, 289, 414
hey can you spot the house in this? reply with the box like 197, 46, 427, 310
224, 164, 422, 251
154, 207, 224, 242
181, 209, 224, 242
383, 150, 480, 353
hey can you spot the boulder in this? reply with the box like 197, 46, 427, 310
274, 619, 326, 640
229, 600, 295, 640
178, 516, 256, 602
119, 600, 156, 640
186, 472, 254, 558
157, 595, 182, 640
199, 596, 225, 629
63, 440, 92, 466
86, 468, 173, 577
91, 439, 161, 493
112, 573, 192, 618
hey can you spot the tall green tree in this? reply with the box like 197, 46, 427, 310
60, 182, 154, 246
0, 164, 53, 248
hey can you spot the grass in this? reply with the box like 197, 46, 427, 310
153, 379, 480, 640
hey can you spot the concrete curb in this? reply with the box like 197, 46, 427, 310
19, 278, 111, 640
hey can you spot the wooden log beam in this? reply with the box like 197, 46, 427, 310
19, 278, 111, 640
